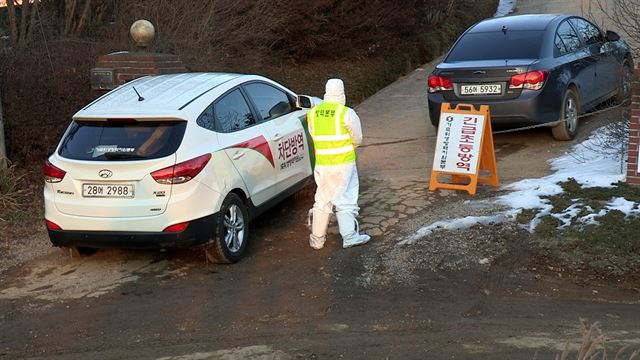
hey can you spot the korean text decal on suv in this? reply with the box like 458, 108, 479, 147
44, 73, 316, 263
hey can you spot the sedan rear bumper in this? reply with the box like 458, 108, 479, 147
427, 89, 562, 128
47, 213, 218, 250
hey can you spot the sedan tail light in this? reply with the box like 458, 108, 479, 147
44, 160, 66, 183
428, 74, 453, 93
151, 153, 211, 184
509, 70, 548, 91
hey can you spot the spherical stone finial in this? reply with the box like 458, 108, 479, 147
130, 19, 155, 48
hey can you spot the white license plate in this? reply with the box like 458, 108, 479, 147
82, 184, 135, 198
460, 84, 502, 95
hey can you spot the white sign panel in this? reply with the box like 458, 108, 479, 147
432, 112, 485, 175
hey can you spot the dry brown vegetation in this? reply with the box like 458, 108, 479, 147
556, 320, 640, 360
0, 0, 496, 170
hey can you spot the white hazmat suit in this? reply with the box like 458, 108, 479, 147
308, 79, 371, 249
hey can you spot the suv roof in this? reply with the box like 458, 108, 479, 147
75, 72, 242, 120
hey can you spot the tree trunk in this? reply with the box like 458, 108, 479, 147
93, 0, 112, 25
6, 0, 19, 45
18, 0, 31, 47
74, 0, 92, 35
64, 0, 78, 36
27, 1, 39, 43
0, 88, 7, 169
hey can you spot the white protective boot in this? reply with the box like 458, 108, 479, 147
309, 208, 331, 250
336, 210, 370, 249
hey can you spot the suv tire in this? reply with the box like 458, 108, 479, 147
59, 246, 98, 257
205, 193, 249, 264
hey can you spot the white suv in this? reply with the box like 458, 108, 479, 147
44, 73, 316, 263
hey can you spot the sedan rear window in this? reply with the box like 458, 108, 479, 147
446, 30, 545, 62
58, 120, 187, 161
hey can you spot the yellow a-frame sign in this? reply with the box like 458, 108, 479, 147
429, 103, 499, 195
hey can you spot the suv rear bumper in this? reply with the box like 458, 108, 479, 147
47, 213, 218, 249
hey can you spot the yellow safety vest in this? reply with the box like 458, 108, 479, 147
308, 102, 356, 166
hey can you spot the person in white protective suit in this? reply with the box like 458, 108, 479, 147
307, 78, 371, 250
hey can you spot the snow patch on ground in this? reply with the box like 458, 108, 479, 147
399, 211, 518, 245
400, 126, 638, 244
495, 0, 517, 17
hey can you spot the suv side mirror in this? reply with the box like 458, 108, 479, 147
606, 30, 620, 42
296, 95, 313, 109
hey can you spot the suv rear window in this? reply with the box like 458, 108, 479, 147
58, 120, 187, 161
446, 30, 544, 62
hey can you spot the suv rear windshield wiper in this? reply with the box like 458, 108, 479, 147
103, 152, 149, 160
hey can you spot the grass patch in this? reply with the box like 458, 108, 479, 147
516, 208, 537, 224
555, 320, 640, 360
531, 179, 640, 276
562, 178, 640, 202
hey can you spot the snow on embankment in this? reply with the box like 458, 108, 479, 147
495, 0, 517, 17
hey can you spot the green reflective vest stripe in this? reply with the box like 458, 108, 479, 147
308, 102, 356, 166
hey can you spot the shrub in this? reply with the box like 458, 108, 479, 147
0, 163, 26, 212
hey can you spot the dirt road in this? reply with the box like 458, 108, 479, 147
1, 1, 638, 359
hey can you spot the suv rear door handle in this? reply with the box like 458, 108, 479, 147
232, 151, 246, 160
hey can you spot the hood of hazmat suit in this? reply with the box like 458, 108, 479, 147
324, 78, 346, 105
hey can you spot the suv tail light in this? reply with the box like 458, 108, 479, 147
151, 153, 212, 185
44, 160, 66, 183
509, 70, 548, 91
428, 74, 453, 93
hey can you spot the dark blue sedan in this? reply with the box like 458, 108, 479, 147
427, 14, 633, 140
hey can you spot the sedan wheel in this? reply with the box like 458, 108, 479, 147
205, 193, 249, 263
552, 88, 579, 141
615, 61, 632, 105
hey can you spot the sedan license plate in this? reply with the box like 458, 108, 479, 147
82, 184, 134, 198
460, 84, 502, 95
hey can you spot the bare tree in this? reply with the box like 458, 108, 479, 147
61, 0, 112, 37
0, 87, 7, 169
578, 0, 638, 170
588, 0, 640, 57
4, 0, 39, 48
5, 0, 19, 45
18, 0, 30, 45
